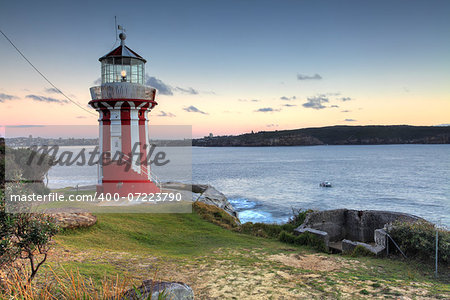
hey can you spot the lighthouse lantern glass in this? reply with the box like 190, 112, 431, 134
101, 57, 145, 85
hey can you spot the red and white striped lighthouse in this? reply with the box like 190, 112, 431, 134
89, 33, 160, 196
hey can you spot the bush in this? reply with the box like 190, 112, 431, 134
1, 141, 58, 282
278, 231, 327, 252
287, 208, 312, 228
388, 220, 449, 264
240, 222, 290, 238
351, 245, 375, 257
193, 201, 240, 230
239, 208, 312, 238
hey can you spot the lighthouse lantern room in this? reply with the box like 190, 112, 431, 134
89, 33, 160, 196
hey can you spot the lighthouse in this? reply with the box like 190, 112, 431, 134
89, 33, 160, 196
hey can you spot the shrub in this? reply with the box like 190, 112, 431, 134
0, 142, 58, 282
240, 222, 289, 238
0, 265, 131, 299
278, 231, 327, 252
239, 208, 312, 239
351, 245, 375, 257
388, 220, 449, 264
193, 201, 240, 230
287, 208, 312, 228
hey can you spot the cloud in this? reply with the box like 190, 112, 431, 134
339, 97, 352, 101
238, 99, 260, 102
145, 75, 207, 96
297, 73, 322, 80
344, 118, 357, 122
183, 105, 208, 115
25, 94, 68, 104
175, 87, 199, 95
6, 125, 45, 128
0, 93, 18, 102
45, 88, 61, 94
302, 95, 329, 109
255, 107, 280, 112
283, 104, 297, 107
266, 124, 279, 128
280, 96, 296, 101
146, 76, 173, 95
330, 105, 339, 108
157, 111, 176, 117
76, 116, 87, 119
341, 110, 351, 113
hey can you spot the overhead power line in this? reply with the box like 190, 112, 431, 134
0, 28, 96, 116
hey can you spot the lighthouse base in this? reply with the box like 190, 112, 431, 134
96, 180, 160, 197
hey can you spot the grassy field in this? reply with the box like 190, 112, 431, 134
36, 210, 450, 299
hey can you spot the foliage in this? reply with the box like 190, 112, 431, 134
0, 142, 58, 282
239, 208, 311, 238
388, 220, 449, 264
287, 208, 312, 228
0, 264, 131, 299
351, 245, 375, 257
278, 231, 327, 252
192, 201, 240, 230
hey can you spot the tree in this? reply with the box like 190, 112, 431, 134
0, 139, 58, 282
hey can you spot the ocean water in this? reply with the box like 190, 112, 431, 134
47, 145, 450, 226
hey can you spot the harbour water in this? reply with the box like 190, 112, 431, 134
47, 144, 450, 226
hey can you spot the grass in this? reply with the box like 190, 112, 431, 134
11, 202, 449, 298
56, 213, 280, 258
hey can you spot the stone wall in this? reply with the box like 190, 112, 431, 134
296, 209, 423, 243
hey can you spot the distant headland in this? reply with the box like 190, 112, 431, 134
193, 125, 450, 147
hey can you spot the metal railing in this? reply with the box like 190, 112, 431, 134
118, 153, 162, 190
90, 82, 156, 101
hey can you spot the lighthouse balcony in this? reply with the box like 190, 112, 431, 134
90, 82, 156, 101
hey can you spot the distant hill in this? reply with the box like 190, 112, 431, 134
193, 125, 450, 147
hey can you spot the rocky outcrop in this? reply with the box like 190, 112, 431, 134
162, 182, 239, 220
121, 280, 194, 300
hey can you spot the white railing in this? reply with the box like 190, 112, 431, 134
90, 82, 156, 101
118, 153, 162, 190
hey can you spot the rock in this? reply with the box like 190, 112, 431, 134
121, 280, 194, 300
196, 186, 239, 220
162, 182, 239, 220
49, 212, 97, 229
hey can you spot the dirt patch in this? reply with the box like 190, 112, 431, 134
268, 253, 349, 272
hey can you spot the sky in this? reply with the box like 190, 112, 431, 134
0, 0, 449, 138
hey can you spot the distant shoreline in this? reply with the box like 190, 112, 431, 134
3, 125, 450, 147
192, 125, 450, 147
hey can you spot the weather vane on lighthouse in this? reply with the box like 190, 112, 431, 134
89, 29, 160, 196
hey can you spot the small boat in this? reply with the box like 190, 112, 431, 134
320, 181, 332, 187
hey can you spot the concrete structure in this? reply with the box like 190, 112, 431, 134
89, 33, 159, 196
294, 209, 423, 255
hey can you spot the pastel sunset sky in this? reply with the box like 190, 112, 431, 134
1, 0, 449, 138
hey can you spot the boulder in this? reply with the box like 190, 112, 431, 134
162, 182, 239, 220
121, 280, 194, 300
50, 212, 97, 229
196, 186, 239, 219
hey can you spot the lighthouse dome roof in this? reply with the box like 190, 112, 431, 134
99, 43, 146, 63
